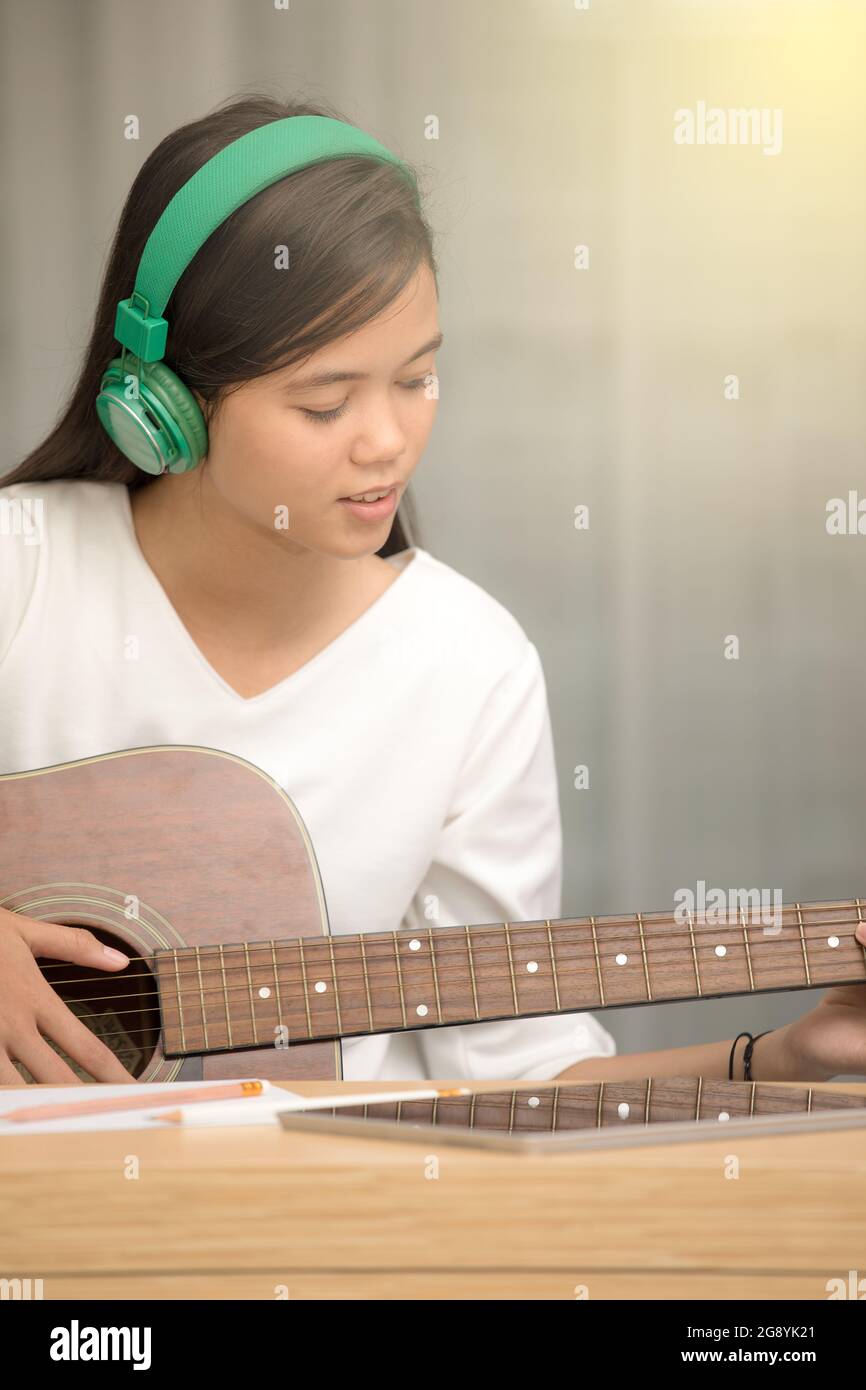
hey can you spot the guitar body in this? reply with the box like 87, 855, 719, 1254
0, 746, 342, 1081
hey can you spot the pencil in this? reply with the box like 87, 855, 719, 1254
6, 1079, 269, 1123
158, 1085, 472, 1124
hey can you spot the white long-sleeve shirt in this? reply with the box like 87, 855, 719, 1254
0, 478, 616, 1080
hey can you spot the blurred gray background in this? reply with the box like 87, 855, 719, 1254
2, 0, 865, 1073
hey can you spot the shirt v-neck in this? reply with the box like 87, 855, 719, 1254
118, 485, 421, 708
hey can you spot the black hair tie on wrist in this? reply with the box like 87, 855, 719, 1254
729, 1031, 752, 1081
743, 1029, 773, 1080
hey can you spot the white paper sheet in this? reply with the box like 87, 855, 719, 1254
0, 1078, 303, 1135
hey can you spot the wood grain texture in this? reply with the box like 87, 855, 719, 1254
0, 1079, 864, 1301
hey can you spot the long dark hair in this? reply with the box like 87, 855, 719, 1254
4, 92, 437, 555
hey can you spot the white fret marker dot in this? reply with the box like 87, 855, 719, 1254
314, 981, 327, 993
615, 953, 628, 966
528, 1096, 540, 1107
416, 1004, 428, 1017
258, 986, 271, 999
526, 960, 539, 973
715, 945, 727, 957
618, 1102, 630, 1120
409, 939, 421, 951
828, 935, 840, 948
718, 1112, 730, 1122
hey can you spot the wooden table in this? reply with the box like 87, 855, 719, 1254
1, 1079, 864, 1300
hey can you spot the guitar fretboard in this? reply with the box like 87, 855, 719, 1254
153, 898, 866, 1058
312, 1077, 866, 1133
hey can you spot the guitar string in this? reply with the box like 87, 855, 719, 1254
34, 924, 866, 1011
35, 907, 866, 988
32, 911, 866, 1000
36, 902, 864, 974
33, 930, 866, 1015
30, 941, 866, 1049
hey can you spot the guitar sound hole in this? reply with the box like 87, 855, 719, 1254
26, 926, 161, 1081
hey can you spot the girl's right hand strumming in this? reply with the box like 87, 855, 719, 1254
0, 907, 138, 1084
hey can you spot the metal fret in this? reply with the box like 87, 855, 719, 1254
327, 937, 342, 1034
296, 938, 313, 1039
469, 1092, 477, 1128
269, 942, 284, 1043
358, 934, 374, 1033
464, 926, 480, 1019
507, 1090, 516, 1133
749, 1081, 756, 1116
427, 927, 443, 1022
432, 1095, 439, 1124
636, 913, 652, 1000
739, 907, 756, 991
687, 909, 702, 996
807, 1088, 813, 1113
796, 902, 811, 986
695, 1075, 703, 1121
645, 1077, 652, 1124
545, 920, 561, 1011
503, 922, 519, 1014
217, 943, 232, 1048
392, 932, 407, 1028
243, 942, 259, 1045
550, 1085, 560, 1132
590, 917, 605, 1006
172, 951, 187, 1053
596, 1081, 605, 1128
194, 945, 209, 1051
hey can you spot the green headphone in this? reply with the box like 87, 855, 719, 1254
96, 115, 418, 476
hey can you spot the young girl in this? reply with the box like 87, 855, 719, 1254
1, 94, 863, 1087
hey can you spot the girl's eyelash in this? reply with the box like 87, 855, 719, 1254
301, 375, 432, 424
301, 377, 429, 424
302, 403, 347, 425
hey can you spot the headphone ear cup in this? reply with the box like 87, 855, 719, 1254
143, 361, 209, 472
96, 358, 208, 475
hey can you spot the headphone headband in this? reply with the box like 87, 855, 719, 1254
114, 114, 419, 363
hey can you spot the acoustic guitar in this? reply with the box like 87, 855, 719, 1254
1, 745, 864, 1083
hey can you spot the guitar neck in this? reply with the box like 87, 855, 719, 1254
154, 897, 866, 1059
318, 1078, 866, 1132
